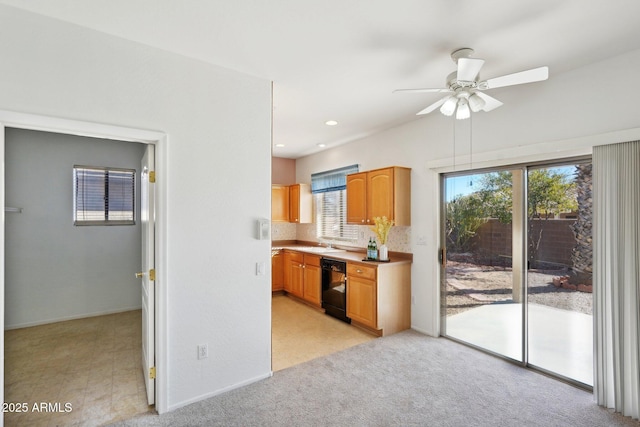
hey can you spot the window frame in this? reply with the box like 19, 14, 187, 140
73, 165, 136, 226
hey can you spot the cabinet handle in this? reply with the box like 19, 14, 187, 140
356, 269, 363, 273
361, 219, 365, 223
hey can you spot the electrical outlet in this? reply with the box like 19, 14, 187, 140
359, 231, 365, 239
197, 344, 208, 360
411, 295, 416, 305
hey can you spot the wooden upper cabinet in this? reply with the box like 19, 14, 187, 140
367, 168, 394, 221
271, 185, 290, 222
289, 184, 312, 224
346, 172, 367, 224
272, 183, 312, 223
346, 166, 411, 226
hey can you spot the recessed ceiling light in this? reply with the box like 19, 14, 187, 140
317, 143, 326, 148
325, 120, 338, 126
275, 143, 285, 147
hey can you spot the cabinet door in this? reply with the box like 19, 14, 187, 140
367, 168, 394, 222
272, 185, 290, 222
347, 276, 377, 328
288, 251, 305, 298
289, 184, 300, 222
346, 172, 367, 224
283, 251, 292, 292
290, 262, 304, 298
271, 252, 284, 292
303, 263, 321, 306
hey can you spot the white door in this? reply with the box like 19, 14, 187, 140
139, 145, 155, 405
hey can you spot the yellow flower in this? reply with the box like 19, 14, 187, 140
370, 216, 394, 245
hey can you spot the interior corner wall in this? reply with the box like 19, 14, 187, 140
0, 5, 273, 412
295, 48, 640, 337
4, 128, 146, 329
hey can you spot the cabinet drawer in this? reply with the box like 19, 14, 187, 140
304, 254, 321, 267
347, 263, 376, 281
286, 251, 304, 264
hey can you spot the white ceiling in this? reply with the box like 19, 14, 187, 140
3, 0, 640, 158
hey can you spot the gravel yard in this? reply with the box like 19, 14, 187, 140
445, 260, 592, 317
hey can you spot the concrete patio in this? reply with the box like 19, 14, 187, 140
445, 302, 593, 386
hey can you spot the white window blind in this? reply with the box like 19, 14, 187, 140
312, 164, 359, 241
74, 166, 135, 225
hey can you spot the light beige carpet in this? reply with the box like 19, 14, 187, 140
113, 330, 638, 426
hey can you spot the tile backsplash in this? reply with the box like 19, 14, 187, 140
272, 222, 412, 253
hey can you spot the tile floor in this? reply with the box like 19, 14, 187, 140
271, 294, 375, 371
4, 310, 152, 426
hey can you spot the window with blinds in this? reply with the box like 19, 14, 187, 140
73, 166, 136, 226
312, 164, 358, 241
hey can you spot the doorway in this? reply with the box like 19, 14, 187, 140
441, 160, 593, 387
3, 128, 150, 424
0, 111, 166, 423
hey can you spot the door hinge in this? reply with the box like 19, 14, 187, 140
149, 171, 156, 183
149, 366, 156, 379
439, 248, 446, 266
149, 269, 156, 281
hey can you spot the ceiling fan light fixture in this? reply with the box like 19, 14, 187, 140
456, 100, 470, 120
468, 93, 486, 112
440, 96, 457, 116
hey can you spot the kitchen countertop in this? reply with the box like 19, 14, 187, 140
272, 241, 412, 266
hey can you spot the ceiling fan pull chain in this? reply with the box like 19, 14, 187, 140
469, 114, 473, 186
453, 117, 456, 171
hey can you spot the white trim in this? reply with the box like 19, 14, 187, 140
427, 127, 640, 173
0, 125, 5, 427
0, 110, 169, 415
166, 372, 273, 413
4, 307, 143, 330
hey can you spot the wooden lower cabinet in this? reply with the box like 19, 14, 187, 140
272, 250, 284, 292
302, 255, 321, 306
283, 250, 321, 307
346, 261, 411, 336
346, 264, 377, 328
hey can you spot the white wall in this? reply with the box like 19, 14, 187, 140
296, 49, 640, 337
0, 6, 272, 413
5, 128, 146, 328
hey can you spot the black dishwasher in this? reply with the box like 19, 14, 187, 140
321, 258, 350, 323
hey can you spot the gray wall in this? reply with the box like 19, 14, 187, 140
5, 128, 147, 328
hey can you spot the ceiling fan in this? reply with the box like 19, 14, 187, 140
394, 48, 549, 120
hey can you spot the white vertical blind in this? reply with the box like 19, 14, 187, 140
593, 140, 640, 419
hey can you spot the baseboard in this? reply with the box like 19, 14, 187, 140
167, 371, 273, 413
411, 325, 439, 338
4, 306, 142, 330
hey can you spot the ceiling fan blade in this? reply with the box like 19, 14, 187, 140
482, 66, 548, 89
457, 58, 485, 82
393, 88, 451, 94
416, 97, 448, 115
474, 91, 503, 112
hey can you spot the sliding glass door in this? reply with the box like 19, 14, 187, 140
526, 164, 593, 385
442, 169, 522, 361
441, 161, 593, 386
